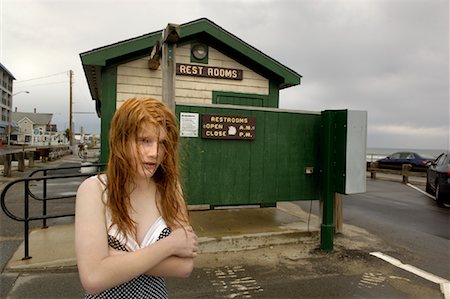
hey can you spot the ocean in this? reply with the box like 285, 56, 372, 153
366, 147, 446, 162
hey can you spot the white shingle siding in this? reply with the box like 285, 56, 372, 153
116, 44, 269, 106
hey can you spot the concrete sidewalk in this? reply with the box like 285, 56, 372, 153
3, 163, 427, 272
1, 152, 427, 273
4, 202, 319, 272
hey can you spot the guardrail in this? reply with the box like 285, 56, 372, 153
0, 145, 72, 177
367, 162, 426, 184
0, 163, 105, 260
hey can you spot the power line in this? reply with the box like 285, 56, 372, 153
16, 81, 68, 88
15, 71, 70, 84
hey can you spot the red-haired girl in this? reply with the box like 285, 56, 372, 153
75, 97, 198, 298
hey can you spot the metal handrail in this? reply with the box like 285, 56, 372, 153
27, 163, 105, 179
27, 163, 105, 228
0, 164, 105, 260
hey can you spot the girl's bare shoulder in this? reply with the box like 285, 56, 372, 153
77, 175, 106, 199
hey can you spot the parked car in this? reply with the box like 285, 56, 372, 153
426, 151, 449, 207
376, 152, 434, 172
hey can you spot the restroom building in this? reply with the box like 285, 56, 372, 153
80, 18, 302, 162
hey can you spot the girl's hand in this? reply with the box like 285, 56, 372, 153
168, 226, 198, 258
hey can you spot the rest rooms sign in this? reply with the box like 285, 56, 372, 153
176, 63, 243, 80
201, 114, 256, 140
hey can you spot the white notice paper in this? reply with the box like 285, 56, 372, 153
180, 112, 199, 137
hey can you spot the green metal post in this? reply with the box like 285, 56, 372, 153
320, 111, 335, 251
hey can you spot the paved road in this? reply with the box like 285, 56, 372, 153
346, 179, 449, 280
297, 180, 450, 295
296, 177, 450, 286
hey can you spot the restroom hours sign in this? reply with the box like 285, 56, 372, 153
201, 114, 256, 140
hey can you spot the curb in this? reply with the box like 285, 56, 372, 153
199, 230, 317, 253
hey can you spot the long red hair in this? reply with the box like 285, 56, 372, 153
105, 97, 188, 238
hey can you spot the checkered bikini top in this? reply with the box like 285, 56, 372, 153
84, 175, 171, 299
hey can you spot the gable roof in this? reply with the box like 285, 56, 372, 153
12, 112, 53, 125
80, 18, 302, 104
16, 116, 34, 124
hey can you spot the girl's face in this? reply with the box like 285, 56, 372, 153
132, 124, 167, 179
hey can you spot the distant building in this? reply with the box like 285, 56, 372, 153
11, 110, 67, 146
74, 132, 100, 148
0, 62, 15, 144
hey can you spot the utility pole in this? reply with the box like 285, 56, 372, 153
69, 70, 73, 146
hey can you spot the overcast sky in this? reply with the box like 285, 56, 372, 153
1, 0, 448, 151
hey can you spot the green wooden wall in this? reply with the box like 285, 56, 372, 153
176, 104, 322, 205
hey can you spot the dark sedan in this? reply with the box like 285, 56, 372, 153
426, 151, 449, 207
376, 152, 434, 172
